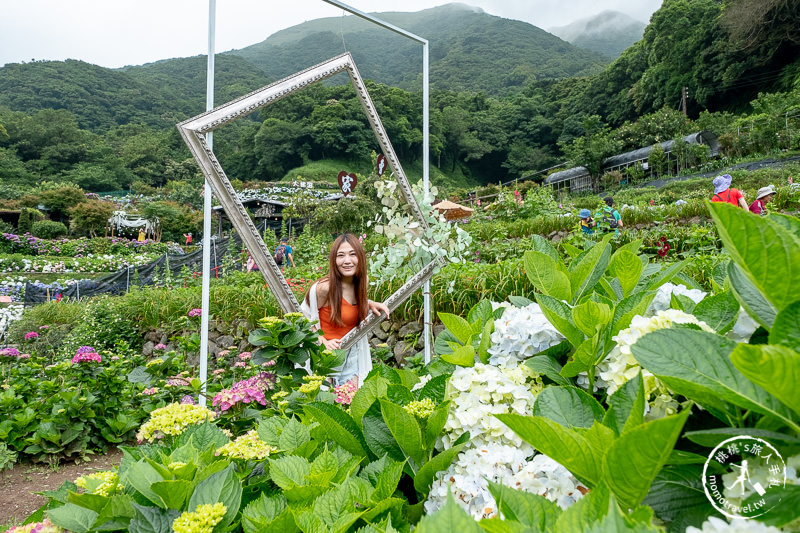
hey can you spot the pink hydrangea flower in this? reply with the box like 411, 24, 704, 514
238, 351, 251, 360
142, 387, 159, 395
39, 325, 50, 330
180, 395, 196, 405
72, 351, 101, 364
154, 343, 167, 350
166, 377, 191, 387
233, 361, 246, 368
334, 377, 359, 405
0, 347, 20, 357
18, 353, 30, 359
211, 372, 275, 412
261, 360, 276, 367
188, 308, 202, 317
24, 331, 39, 340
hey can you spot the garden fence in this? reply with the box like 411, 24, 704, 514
23, 236, 243, 305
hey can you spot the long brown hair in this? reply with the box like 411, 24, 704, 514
305, 233, 368, 326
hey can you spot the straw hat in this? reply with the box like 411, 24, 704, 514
756, 184, 776, 200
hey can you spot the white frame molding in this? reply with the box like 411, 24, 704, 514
178, 52, 440, 350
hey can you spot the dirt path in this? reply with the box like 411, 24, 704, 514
0, 449, 123, 526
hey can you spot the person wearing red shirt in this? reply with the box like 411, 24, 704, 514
711, 174, 747, 209
749, 185, 776, 216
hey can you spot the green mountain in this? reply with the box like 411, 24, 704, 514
228, 3, 608, 95
548, 10, 646, 59
0, 55, 271, 132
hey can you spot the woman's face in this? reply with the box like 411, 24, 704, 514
335, 241, 358, 278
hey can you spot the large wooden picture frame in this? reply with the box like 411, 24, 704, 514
177, 53, 441, 350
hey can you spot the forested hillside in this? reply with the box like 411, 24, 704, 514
548, 11, 645, 59
0, 55, 272, 133
0, 0, 798, 194
229, 3, 607, 95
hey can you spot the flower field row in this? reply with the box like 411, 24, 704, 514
0, 252, 157, 274
0, 233, 169, 257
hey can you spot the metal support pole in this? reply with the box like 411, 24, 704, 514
422, 41, 431, 364
199, 0, 216, 407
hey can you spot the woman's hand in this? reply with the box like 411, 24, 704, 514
368, 299, 390, 318
321, 336, 342, 351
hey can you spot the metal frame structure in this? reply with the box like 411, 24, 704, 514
179, 52, 440, 351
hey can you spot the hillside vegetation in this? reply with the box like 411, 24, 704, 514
548, 10, 646, 59
0, 0, 797, 193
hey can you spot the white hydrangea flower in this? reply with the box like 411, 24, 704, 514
577, 309, 713, 420
488, 303, 565, 368
648, 282, 759, 342
685, 516, 784, 533
646, 282, 707, 316
440, 362, 542, 450
411, 374, 432, 392
726, 310, 759, 343
425, 445, 587, 520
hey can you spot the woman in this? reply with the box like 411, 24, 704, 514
749, 185, 776, 216
711, 174, 748, 209
301, 233, 389, 385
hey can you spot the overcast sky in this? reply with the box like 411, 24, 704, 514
1, 0, 662, 69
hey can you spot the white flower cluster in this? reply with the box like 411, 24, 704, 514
426, 445, 587, 519
427, 362, 585, 519
488, 302, 565, 367
726, 310, 759, 344
686, 517, 784, 533
0, 304, 24, 335
440, 362, 542, 450
646, 282, 758, 343
646, 282, 707, 316
578, 309, 713, 420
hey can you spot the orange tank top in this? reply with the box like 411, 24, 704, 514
318, 298, 359, 340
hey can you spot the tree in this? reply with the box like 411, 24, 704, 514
141, 200, 200, 242
558, 116, 621, 192
253, 118, 308, 179
721, 0, 800, 56
39, 185, 86, 222
68, 198, 115, 237
648, 143, 669, 178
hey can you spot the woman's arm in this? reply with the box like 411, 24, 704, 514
738, 196, 748, 210
315, 280, 330, 309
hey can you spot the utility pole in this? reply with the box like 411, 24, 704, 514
681, 86, 688, 116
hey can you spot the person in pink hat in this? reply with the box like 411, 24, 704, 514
711, 174, 747, 209
749, 184, 776, 216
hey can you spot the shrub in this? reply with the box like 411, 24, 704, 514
17, 207, 45, 234
30, 220, 68, 239
68, 198, 115, 237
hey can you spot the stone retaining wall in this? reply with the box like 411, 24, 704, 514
141, 317, 444, 364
